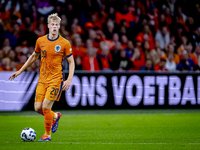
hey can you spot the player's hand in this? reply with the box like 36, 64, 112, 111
62, 80, 72, 91
9, 71, 22, 81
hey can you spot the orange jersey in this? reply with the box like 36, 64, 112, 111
71, 46, 87, 58
163, 53, 180, 64
35, 34, 72, 83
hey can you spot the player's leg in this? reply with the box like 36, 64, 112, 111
34, 102, 43, 115
39, 81, 63, 141
38, 98, 54, 141
35, 102, 54, 116
50, 82, 63, 133
35, 83, 46, 115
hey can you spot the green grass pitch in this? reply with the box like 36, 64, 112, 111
0, 109, 200, 150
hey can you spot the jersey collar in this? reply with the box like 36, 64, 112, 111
47, 34, 59, 41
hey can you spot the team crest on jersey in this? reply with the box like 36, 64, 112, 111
55, 45, 61, 52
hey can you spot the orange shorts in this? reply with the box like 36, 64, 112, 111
35, 80, 63, 102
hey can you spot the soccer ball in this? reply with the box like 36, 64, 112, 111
21, 127, 36, 141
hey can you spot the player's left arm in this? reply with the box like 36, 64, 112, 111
62, 55, 75, 90
9, 52, 40, 80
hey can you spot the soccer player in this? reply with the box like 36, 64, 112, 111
9, 13, 75, 141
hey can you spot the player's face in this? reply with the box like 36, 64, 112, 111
48, 20, 60, 35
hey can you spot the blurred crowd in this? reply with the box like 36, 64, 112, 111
0, 0, 200, 72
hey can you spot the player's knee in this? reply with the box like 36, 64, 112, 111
35, 106, 43, 115
42, 103, 50, 110
34, 103, 42, 113
42, 99, 54, 109
34, 106, 42, 113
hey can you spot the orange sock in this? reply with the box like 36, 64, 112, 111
43, 109, 53, 136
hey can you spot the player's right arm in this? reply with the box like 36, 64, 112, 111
9, 51, 40, 80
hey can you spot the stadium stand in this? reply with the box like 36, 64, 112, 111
0, 0, 200, 72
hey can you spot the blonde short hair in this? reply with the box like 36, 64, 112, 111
47, 13, 61, 24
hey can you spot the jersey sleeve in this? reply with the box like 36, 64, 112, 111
35, 39, 41, 53
64, 40, 72, 57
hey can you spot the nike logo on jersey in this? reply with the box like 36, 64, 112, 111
41, 46, 45, 47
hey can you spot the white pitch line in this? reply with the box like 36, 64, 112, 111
4, 142, 200, 145
3, 142, 167, 144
